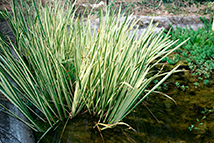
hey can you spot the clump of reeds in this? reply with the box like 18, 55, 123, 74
0, 0, 187, 137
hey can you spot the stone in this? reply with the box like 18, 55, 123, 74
157, 11, 161, 14
88, 16, 210, 34
0, 100, 35, 143
165, 11, 169, 15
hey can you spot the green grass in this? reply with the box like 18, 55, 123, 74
0, 0, 187, 139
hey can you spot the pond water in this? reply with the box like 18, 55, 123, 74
0, 7, 213, 143
35, 71, 214, 143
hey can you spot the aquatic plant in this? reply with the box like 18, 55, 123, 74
0, 0, 187, 137
0, 0, 80, 133
175, 82, 189, 91
188, 106, 214, 132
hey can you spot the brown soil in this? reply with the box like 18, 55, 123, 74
0, 0, 212, 17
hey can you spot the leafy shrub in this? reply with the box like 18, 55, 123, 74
162, 17, 214, 85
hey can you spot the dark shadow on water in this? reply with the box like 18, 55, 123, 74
36, 73, 214, 143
